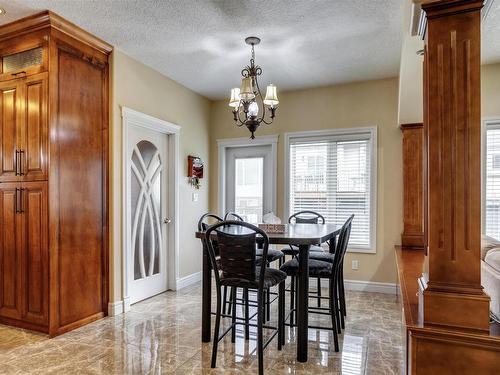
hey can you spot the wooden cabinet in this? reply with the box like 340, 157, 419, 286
0, 81, 20, 181
0, 73, 48, 182
0, 183, 22, 320
0, 182, 48, 325
0, 12, 111, 336
19, 73, 48, 181
401, 123, 425, 248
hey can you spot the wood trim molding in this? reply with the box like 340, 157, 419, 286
400, 122, 424, 129
401, 123, 425, 248
422, 0, 484, 19
421, 0, 489, 331
0, 11, 112, 55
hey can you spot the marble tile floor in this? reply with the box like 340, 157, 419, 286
0, 283, 403, 374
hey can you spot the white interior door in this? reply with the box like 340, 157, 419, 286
127, 125, 168, 304
225, 145, 273, 223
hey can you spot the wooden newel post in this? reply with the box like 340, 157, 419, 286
421, 0, 490, 331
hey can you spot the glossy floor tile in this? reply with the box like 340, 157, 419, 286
0, 283, 403, 374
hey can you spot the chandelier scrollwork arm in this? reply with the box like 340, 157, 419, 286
227, 36, 279, 138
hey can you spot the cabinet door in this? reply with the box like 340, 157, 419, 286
0, 183, 22, 320
0, 80, 21, 182
18, 73, 48, 181
20, 181, 48, 325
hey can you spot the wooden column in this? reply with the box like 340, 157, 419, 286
422, 0, 490, 331
401, 123, 425, 248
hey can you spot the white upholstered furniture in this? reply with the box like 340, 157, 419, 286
482, 235, 500, 321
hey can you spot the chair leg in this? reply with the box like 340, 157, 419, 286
278, 281, 285, 349
332, 277, 342, 334
231, 287, 237, 343
290, 276, 295, 326
338, 277, 345, 330
339, 264, 347, 317
329, 278, 339, 352
266, 287, 271, 322
244, 288, 249, 340
211, 286, 222, 368
317, 277, 322, 307
227, 286, 233, 316
257, 290, 264, 375
222, 286, 228, 315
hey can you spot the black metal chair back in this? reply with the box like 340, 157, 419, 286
198, 213, 223, 232
224, 212, 244, 221
205, 221, 269, 291
332, 215, 354, 269
288, 210, 325, 224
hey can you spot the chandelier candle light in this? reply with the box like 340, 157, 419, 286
229, 37, 279, 139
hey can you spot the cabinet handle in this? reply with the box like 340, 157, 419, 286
14, 150, 19, 176
20, 188, 24, 213
11, 71, 26, 77
19, 150, 25, 176
15, 188, 22, 214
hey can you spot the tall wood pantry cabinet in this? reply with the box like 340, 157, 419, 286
0, 11, 111, 336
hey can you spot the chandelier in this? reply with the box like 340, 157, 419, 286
228, 37, 279, 139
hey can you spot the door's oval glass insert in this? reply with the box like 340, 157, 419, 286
131, 140, 162, 280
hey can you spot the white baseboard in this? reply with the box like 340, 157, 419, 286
108, 301, 124, 316
108, 296, 131, 316
344, 279, 399, 294
308, 278, 398, 294
176, 271, 202, 290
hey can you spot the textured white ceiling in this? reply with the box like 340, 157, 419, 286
0, 0, 406, 99
483, 1, 500, 65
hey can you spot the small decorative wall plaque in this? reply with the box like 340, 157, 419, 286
188, 155, 203, 189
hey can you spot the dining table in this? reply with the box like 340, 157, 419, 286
195, 222, 341, 362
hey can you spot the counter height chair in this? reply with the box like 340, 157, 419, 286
223, 212, 284, 325
205, 221, 286, 375
280, 215, 353, 352
284, 210, 328, 315
199, 213, 232, 315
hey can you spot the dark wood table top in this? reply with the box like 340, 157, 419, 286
195, 223, 341, 245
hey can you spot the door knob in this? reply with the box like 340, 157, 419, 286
163, 218, 172, 224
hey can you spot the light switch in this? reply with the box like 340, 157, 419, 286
351, 260, 359, 270
192, 192, 199, 202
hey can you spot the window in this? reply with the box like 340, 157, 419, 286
286, 128, 376, 251
235, 157, 264, 223
485, 122, 500, 239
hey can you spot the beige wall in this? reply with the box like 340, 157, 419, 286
209, 78, 402, 284
110, 50, 211, 303
398, 0, 424, 125
482, 63, 500, 118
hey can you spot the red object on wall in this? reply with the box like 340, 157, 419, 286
188, 156, 203, 178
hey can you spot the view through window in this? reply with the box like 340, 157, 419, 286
235, 157, 264, 223
289, 131, 375, 250
486, 125, 500, 239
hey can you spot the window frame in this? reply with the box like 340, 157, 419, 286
482, 118, 500, 239
284, 127, 378, 253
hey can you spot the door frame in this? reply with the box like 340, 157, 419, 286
217, 135, 278, 216
121, 107, 180, 311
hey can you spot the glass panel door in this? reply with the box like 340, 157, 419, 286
235, 157, 264, 223
225, 145, 274, 224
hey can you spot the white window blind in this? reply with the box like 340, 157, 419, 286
288, 129, 376, 250
485, 124, 500, 239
